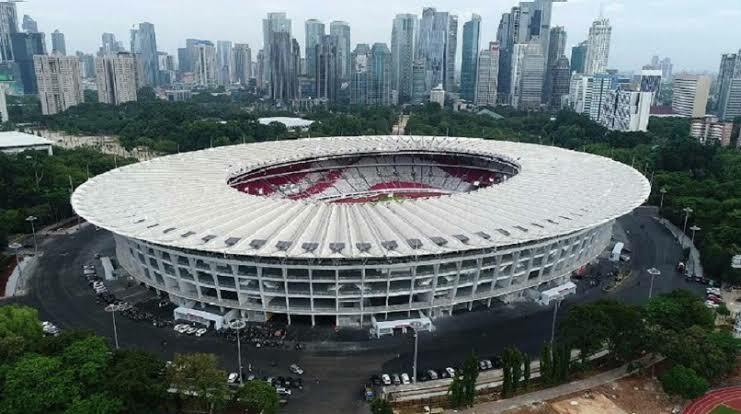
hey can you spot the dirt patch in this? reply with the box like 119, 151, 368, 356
592, 376, 679, 414
551, 393, 627, 414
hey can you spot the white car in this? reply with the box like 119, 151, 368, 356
174, 324, 189, 333
227, 373, 239, 384
445, 367, 456, 378
186, 326, 198, 335
289, 363, 304, 375
381, 374, 391, 385
401, 373, 411, 385
195, 328, 208, 337
707, 288, 721, 296
705, 300, 720, 309
276, 387, 292, 396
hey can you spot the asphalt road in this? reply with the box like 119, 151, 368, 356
4, 209, 702, 414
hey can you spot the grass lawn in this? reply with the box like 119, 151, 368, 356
710, 405, 741, 414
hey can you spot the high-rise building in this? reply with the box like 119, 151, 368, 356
369, 43, 392, 105
672, 75, 711, 118
0, 82, 8, 122
34, 54, 84, 115
544, 26, 566, 100
570, 41, 587, 74
130, 22, 159, 87
597, 88, 652, 132
255, 49, 265, 90
76, 51, 95, 79
584, 17, 611, 75
233, 43, 252, 85
269, 31, 299, 103
316, 34, 339, 102
263, 12, 292, 86
11, 32, 45, 93
216, 40, 234, 86
416, 8, 457, 94
21, 14, 36, 33
645, 55, 673, 80
0, 1, 18, 62
95, 52, 138, 105
411, 58, 427, 104
568, 72, 617, 119
391, 13, 416, 104
100, 33, 122, 56
305, 19, 325, 79
430, 84, 445, 106
474, 42, 500, 107
720, 78, 741, 121
548, 55, 571, 108
51, 29, 66, 55
716, 51, 741, 121
460, 14, 481, 102
157, 52, 176, 85
329, 21, 351, 80
496, 11, 514, 103
194, 42, 217, 87
510, 40, 544, 110
350, 43, 370, 105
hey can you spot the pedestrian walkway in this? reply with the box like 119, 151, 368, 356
656, 217, 703, 278
447, 355, 661, 414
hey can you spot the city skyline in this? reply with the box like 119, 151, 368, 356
16, 0, 741, 73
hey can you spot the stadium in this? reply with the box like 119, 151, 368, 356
71, 136, 650, 332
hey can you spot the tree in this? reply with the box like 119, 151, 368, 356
540, 343, 552, 385
560, 304, 610, 362
659, 365, 709, 399
448, 371, 465, 408
63, 393, 123, 414
369, 398, 394, 414
592, 301, 647, 362
62, 336, 111, 390
166, 353, 230, 414
501, 362, 512, 398
461, 353, 480, 406
234, 380, 279, 414
645, 290, 715, 333
1, 355, 79, 414
0, 305, 43, 344
660, 326, 738, 381
104, 350, 167, 414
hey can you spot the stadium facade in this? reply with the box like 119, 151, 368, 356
72, 136, 650, 328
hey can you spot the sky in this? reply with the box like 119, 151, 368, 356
18, 0, 741, 73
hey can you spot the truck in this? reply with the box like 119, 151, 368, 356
610, 242, 624, 262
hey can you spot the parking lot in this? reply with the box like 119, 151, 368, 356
6, 210, 703, 414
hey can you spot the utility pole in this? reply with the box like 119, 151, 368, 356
412, 327, 418, 384
647, 268, 661, 299
659, 187, 667, 210
229, 319, 247, 384
25, 216, 38, 255
550, 297, 563, 345
682, 207, 693, 235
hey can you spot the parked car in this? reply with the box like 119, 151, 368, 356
707, 287, 721, 296
445, 367, 456, 378
186, 326, 198, 335
227, 373, 239, 384
381, 374, 391, 386
370, 375, 382, 386
401, 373, 410, 385
427, 369, 439, 380
705, 300, 720, 309
289, 364, 304, 375
392, 374, 401, 385
276, 387, 292, 397
195, 328, 208, 337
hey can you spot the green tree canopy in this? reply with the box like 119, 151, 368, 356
234, 380, 280, 414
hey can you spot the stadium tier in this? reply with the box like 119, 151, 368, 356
72, 136, 650, 327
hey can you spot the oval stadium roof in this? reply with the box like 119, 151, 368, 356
71, 136, 651, 259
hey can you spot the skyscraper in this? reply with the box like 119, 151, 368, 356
417, 8, 458, 94
34, 54, 84, 115
460, 14, 481, 102
233, 44, 252, 85
216, 40, 233, 86
255, 49, 265, 90
570, 41, 587, 74
95, 52, 138, 105
100, 33, 122, 56
0, 1, 18, 62
390, 14, 416, 104
511, 40, 544, 110
717, 51, 741, 120
411, 59, 427, 104
305, 19, 325, 79
130, 22, 159, 87
21, 14, 36, 33
76, 52, 95, 79
194, 42, 217, 87
672, 75, 711, 118
269, 31, 299, 103
330, 21, 351, 80
474, 42, 500, 107
51, 30, 66, 55
597, 88, 652, 132
584, 17, 611, 75
11, 32, 45, 93
548, 55, 571, 108
496, 10, 514, 102
350, 43, 370, 105
369, 43, 392, 105
316, 34, 339, 102
262, 12, 291, 86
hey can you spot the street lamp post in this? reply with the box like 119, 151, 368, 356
8, 242, 22, 278
411, 327, 418, 384
659, 187, 667, 210
550, 297, 564, 346
682, 207, 693, 235
647, 268, 661, 299
104, 304, 120, 349
229, 319, 247, 385
690, 225, 701, 245
25, 215, 38, 255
